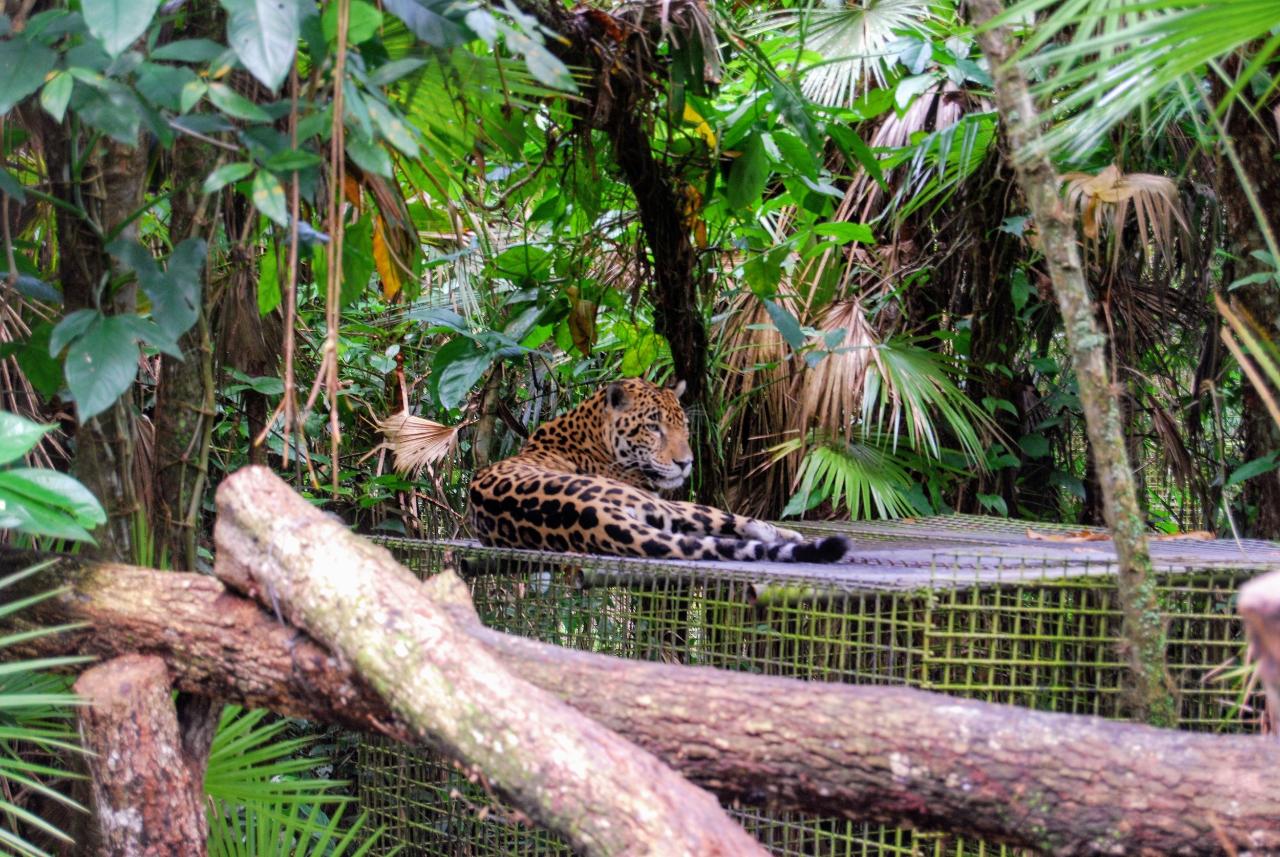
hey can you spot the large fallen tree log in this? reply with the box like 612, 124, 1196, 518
5, 472, 1280, 854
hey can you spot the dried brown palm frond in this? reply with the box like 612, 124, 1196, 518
795, 300, 881, 441
1062, 163, 1190, 269
616, 0, 721, 85
376, 411, 464, 478
715, 291, 797, 518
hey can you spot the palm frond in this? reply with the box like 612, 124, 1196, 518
772, 432, 918, 519
1061, 163, 1189, 267
995, 0, 1280, 155
376, 411, 463, 477
756, 0, 938, 107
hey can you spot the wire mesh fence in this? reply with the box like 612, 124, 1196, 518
357, 516, 1276, 855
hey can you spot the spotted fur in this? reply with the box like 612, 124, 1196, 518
468, 378, 853, 563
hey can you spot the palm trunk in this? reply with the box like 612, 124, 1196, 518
969, 0, 1177, 727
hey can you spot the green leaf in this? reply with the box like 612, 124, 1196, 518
0, 469, 105, 528
0, 483, 94, 542
769, 129, 819, 179
383, 0, 467, 48
206, 81, 272, 122
763, 298, 806, 352
339, 215, 375, 306
252, 170, 290, 227
48, 309, 99, 356
432, 339, 493, 411
322, 0, 382, 44
83, 0, 160, 56
976, 492, 1008, 517
73, 82, 143, 143
39, 71, 73, 123
264, 148, 322, 172
518, 40, 575, 92
1018, 433, 1051, 459
221, 0, 301, 91
148, 238, 206, 341
0, 38, 57, 114
15, 323, 63, 400
63, 315, 141, 422
344, 132, 393, 178
202, 161, 255, 194
151, 38, 227, 63
1228, 453, 1280, 487
0, 167, 25, 203
257, 240, 281, 315
179, 78, 207, 114
134, 62, 197, 112
367, 99, 419, 157
813, 222, 875, 244
367, 57, 427, 87
726, 132, 769, 210
0, 413, 52, 466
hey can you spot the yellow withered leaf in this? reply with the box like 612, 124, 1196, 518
683, 103, 717, 149
373, 214, 402, 300
566, 285, 598, 356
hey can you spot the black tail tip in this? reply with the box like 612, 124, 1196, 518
793, 535, 854, 564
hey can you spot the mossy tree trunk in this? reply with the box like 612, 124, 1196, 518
969, 0, 1177, 727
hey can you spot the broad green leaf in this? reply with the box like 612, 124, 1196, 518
1228, 454, 1280, 487
0, 168, 24, 203
383, 0, 467, 48
322, 0, 382, 44
431, 339, 492, 410
0, 39, 57, 113
48, 309, 99, 356
516, 40, 575, 92
180, 78, 207, 114
1018, 434, 1051, 459
73, 82, 143, 143
39, 71, 73, 123
14, 323, 62, 400
367, 99, 419, 157
258, 240, 281, 315
147, 238, 206, 341
769, 129, 819, 179
202, 161, 255, 194
726, 132, 769, 210
763, 298, 806, 352
0, 484, 94, 541
252, 170, 290, 227
206, 81, 272, 122
345, 132, 393, 178
134, 62, 197, 112
264, 148, 322, 172
83, 0, 160, 56
0, 413, 52, 466
63, 315, 140, 422
339, 215, 375, 307
151, 38, 227, 63
813, 222, 875, 244
367, 57, 427, 87
0, 469, 105, 528
221, 0, 301, 91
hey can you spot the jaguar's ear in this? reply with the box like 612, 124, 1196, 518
671, 379, 687, 400
607, 382, 631, 412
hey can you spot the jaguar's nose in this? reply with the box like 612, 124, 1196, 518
676, 457, 693, 471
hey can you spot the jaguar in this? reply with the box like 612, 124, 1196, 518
467, 378, 853, 563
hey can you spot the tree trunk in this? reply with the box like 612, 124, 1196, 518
969, 0, 1177, 728
7, 536, 1280, 855
74, 655, 208, 856
213, 466, 765, 857
41, 127, 148, 560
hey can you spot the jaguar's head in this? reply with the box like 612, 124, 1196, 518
605, 378, 693, 491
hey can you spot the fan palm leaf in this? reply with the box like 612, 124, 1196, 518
1061, 163, 1190, 268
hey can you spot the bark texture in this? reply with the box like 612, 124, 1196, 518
213, 466, 764, 857
970, 0, 1177, 727
73, 656, 208, 857
6, 543, 1280, 855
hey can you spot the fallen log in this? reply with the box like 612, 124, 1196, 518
5, 489, 1280, 853
212, 466, 764, 857
74, 655, 208, 856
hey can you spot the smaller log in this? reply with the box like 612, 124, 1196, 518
1238, 570, 1280, 734
74, 655, 207, 857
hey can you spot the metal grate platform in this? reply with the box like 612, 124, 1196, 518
357, 515, 1277, 856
